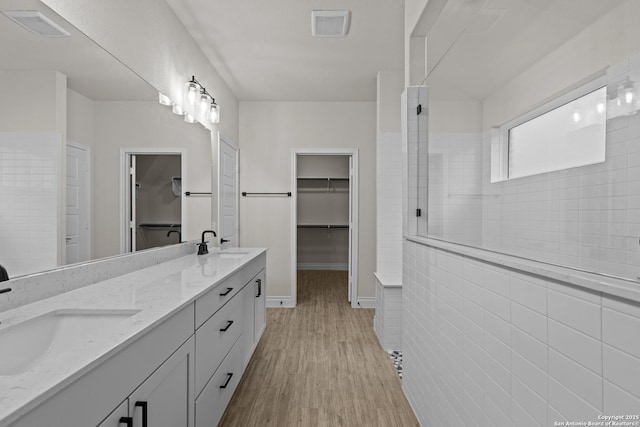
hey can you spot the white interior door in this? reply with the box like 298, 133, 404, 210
348, 155, 353, 303
66, 144, 90, 264
218, 138, 238, 247
129, 154, 137, 252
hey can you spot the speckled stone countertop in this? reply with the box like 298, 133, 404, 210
0, 248, 266, 426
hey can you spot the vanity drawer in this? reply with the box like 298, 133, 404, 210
195, 290, 243, 396
195, 272, 242, 328
195, 335, 242, 427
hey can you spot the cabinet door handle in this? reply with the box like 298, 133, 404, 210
220, 320, 234, 332
135, 401, 148, 427
219, 287, 233, 296
119, 417, 133, 427
220, 372, 233, 389
255, 279, 262, 298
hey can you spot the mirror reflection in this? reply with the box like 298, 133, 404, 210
0, 0, 212, 278
416, 0, 640, 280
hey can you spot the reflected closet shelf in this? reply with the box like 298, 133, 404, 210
138, 223, 181, 228
296, 224, 349, 229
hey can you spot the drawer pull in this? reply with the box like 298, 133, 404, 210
220, 372, 233, 389
119, 417, 133, 427
256, 279, 262, 298
219, 287, 233, 296
135, 401, 148, 427
220, 320, 234, 332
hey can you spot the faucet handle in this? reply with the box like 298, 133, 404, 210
197, 242, 209, 255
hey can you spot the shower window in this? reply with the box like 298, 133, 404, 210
494, 81, 607, 182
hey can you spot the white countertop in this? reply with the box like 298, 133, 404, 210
0, 248, 266, 425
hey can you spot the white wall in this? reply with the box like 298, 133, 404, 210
239, 102, 376, 300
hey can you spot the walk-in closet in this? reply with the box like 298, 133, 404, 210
295, 154, 352, 302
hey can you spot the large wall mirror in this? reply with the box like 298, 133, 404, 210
0, 0, 213, 278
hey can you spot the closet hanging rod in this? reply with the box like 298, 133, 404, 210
185, 191, 212, 196
242, 192, 292, 197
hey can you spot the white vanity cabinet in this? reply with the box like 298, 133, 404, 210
6, 251, 267, 427
97, 337, 195, 427
193, 255, 266, 426
240, 269, 266, 368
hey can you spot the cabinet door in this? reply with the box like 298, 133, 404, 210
128, 337, 195, 427
253, 270, 266, 342
97, 399, 129, 427
240, 283, 255, 368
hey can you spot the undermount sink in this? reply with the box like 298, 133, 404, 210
0, 309, 140, 376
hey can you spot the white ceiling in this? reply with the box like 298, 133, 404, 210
165, 0, 405, 102
0, 0, 155, 101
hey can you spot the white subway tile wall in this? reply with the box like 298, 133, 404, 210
373, 275, 402, 350
418, 54, 640, 281
376, 132, 403, 278
403, 241, 640, 425
0, 132, 61, 277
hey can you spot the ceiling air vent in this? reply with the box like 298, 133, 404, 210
311, 10, 350, 37
2, 10, 70, 37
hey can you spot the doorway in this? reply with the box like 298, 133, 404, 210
291, 149, 359, 307
66, 142, 90, 264
121, 149, 185, 253
217, 135, 239, 247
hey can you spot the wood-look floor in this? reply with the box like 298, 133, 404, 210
218, 270, 418, 427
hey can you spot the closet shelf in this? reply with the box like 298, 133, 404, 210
297, 177, 349, 181
138, 223, 181, 229
297, 224, 349, 229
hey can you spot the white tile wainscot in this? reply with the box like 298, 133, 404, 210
0, 247, 267, 427
402, 236, 640, 426
374, 273, 402, 351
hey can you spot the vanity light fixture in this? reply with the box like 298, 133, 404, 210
185, 77, 201, 106
210, 99, 220, 124
183, 75, 220, 125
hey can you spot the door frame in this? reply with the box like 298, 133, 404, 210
216, 133, 239, 247
66, 141, 91, 262
119, 148, 187, 254
291, 148, 359, 308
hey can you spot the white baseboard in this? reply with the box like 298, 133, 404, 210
297, 263, 348, 271
355, 297, 375, 308
266, 296, 295, 308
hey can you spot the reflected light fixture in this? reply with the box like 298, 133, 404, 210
572, 110, 581, 123
624, 81, 635, 104
172, 103, 185, 115
158, 92, 172, 106
184, 112, 197, 123
210, 99, 220, 124
596, 102, 605, 114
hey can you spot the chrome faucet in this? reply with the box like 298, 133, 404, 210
197, 230, 217, 255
